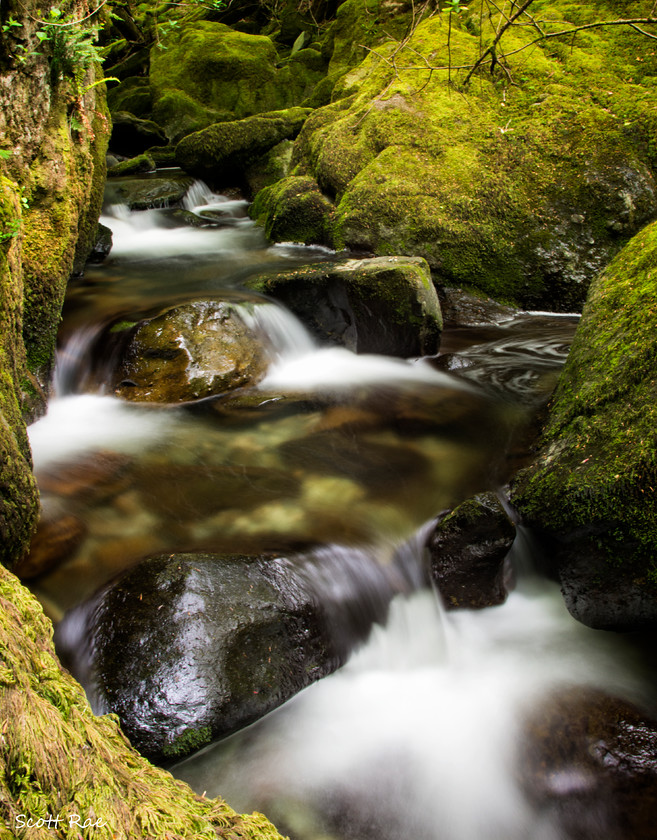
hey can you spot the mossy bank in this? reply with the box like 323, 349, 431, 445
512, 219, 657, 629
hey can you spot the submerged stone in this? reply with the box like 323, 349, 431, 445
520, 686, 657, 840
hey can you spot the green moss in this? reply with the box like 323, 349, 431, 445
151, 88, 232, 143
250, 175, 335, 246
176, 106, 312, 184
150, 21, 289, 118
162, 726, 212, 758
512, 219, 657, 565
0, 565, 285, 838
265, 2, 657, 309
108, 153, 156, 177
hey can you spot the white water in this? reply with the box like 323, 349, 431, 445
28, 394, 174, 469
35, 184, 649, 840
174, 565, 640, 840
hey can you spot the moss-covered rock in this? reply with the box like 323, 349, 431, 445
151, 88, 232, 144
175, 106, 311, 186
250, 174, 336, 246
245, 138, 295, 196
107, 76, 154, 118
107, 153, 156, 177
150, 21, 292, 119
511, 219, 657, 629
0, 563, 284, 837
261, 1, 657, 310
247, 255, 442, 356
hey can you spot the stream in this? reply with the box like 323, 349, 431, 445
26, 175, 655, 839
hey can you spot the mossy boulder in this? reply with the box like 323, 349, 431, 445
511, 219, 657, 629
247, 255, 442, 356
150, 21, 318, 123
110, 300, 268, 403
264, 1, 657, 310
175, 107, 312, 187
107, 76, 154, 118
250, 174, 336, 246
107, 153, 156, 177
245, 138, 295, 196
151, 89, 232, 144
55, 552, 344, 764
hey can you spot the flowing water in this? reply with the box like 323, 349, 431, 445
26, 176, 655, 838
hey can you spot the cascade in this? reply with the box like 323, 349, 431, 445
26, 177, 653, 840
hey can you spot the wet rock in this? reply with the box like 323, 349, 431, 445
54, 552, 345, 764
103, 172, 195, 210
15, 513, 87, 580
247, 256, 442, 357
87, 222, 113, 264
439, 287, 518, 327
109, 111, 168, 157
426, 492, 516, 610
111, 300, 268, 403
520, 686, 657, 840
175, 107, 311, 187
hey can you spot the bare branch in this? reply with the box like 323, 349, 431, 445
462, 0, 535, 86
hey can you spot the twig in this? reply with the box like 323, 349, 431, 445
462, 0, 535, 86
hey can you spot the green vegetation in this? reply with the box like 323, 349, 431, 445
511, 218, 657, 611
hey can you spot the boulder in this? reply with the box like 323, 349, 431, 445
260, 3, 657, 310
106, 76, 153, 118
103, 173, 195, 210
150, 21, 325, 130
54, 552, 348, 763
175, 107, 312, 187
520, 687, 657, 840
107, 152, 156, 177
426, 492, 516, 610
109, 300, 267, 403
250, 174, 335, 246
247, 255, 442, 356
511, 220, 657, 630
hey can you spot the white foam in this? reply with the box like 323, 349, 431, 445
28, 395, 173, 470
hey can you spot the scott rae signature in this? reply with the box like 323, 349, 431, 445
15, 813, 107, 829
